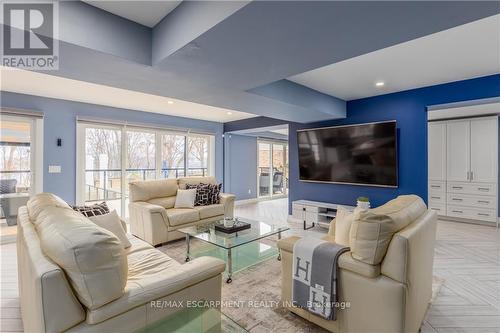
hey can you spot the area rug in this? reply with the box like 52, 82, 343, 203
160, 238, 444, 333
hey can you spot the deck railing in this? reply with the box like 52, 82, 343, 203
85, 167, 207, 201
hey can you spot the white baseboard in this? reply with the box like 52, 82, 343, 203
439, 215, 498, 228
235, 195, 289, 206
287, 215, 302, 224
235, 198, 260, 206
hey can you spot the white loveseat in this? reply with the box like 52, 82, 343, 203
128, 176, 235, 246
17, 193, 226, 333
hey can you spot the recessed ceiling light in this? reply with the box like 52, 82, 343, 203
167, 100, 174, 104
375, 81, 385, 87
227, 111, 233, 115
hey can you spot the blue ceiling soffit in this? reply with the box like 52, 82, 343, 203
247, 80, 345, 119
7, 1, 500, 123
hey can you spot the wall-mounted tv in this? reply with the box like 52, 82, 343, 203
297, 121, 398, 187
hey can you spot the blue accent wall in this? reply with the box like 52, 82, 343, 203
0, 92, 224, 204
223, 134, 258, 200
289, 74, 500, 213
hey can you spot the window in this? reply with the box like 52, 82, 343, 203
161, 134, 185, 178
77, 123, 215, 218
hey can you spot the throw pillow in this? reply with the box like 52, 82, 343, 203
174, 189, 197, 208
186, 183, 211, 206
334, 207, 357, 246
207, 183, 222, 204
88, 210, 131, 249
72, 202, 109, 217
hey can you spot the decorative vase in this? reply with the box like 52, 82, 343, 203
357, 200, 370, 210
224, 217, 235, 228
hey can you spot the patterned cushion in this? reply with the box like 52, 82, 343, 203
186, 183, 211, 206
186, 183, 222, 206
207, 183, 222, 205
72, 202, 110, 217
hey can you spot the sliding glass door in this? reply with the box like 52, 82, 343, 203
1, 113, 43, 233
272, 143, 286, 195
257, 140, 288, 198
125, 130, 156, 216
78, 122, 214, 218
0, 117, 33, 195
258, 142, 271, 197
187, 135, 209, 176
161, 134, 185, 178
83, 126, 123, 215
0, 114, 43, 196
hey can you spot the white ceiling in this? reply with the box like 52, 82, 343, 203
289, 14, 500, 101
0, 67, 255, 123
84, 1, 182, 27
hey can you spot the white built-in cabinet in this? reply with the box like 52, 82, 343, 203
446, 120, 470, 182
428, 116, 498, 226
428, 122, 447, 181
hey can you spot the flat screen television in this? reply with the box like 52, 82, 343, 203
297, 121, 398, 187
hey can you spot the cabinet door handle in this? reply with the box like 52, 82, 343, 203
431, 196, 441, 199
470, 171, 474, 181
478, 213, 490, 217
451, 198, 463, 201
431, 208, 441, 211
477, 187, 489, 192
467, 171, 470, 181
452, 210, 463, 213
478, 200, 490, 204
430, 185, 440, 189
452, 186, 463, 190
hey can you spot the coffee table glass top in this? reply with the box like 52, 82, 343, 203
179, 217, 289, 249
135, 307, 247, 333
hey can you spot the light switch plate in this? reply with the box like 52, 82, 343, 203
48, 165, 61, 173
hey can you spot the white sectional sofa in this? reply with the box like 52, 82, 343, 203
17, 193, 226, 333
128, 176, 235, 246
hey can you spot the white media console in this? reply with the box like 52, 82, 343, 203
289, 200, 356, 230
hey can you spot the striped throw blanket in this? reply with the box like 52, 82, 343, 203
292, 237, 349, 320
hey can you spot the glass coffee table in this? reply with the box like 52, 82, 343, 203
179, 218, 289, 283
136, 307, 247, 333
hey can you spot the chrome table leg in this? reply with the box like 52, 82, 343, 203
226, 248, 232, 283
185, 234, 190, 262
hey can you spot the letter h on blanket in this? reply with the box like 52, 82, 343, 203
292, 237, 349, 320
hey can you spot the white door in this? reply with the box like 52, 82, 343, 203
470, 117, 498, 183
446, 120, 470, 182
428, 122, 446, 181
